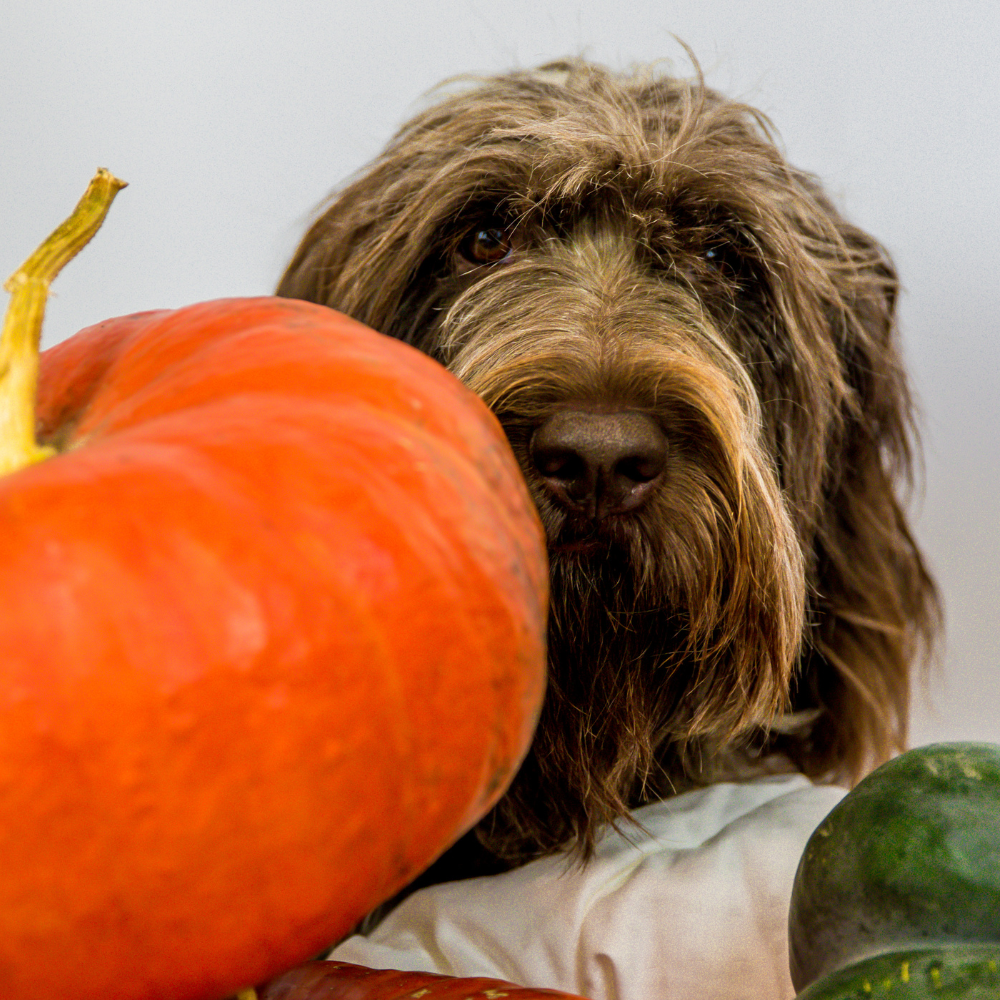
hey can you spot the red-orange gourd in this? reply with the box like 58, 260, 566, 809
260, 961, 589, 1000
0, 298, 547, 1000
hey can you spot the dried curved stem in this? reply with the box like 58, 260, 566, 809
0, 168, 126, 474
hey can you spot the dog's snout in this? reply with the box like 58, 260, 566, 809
530, 410, 667, 520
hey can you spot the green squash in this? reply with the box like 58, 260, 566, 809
793, 945, 1000, 1000
788, 742, 1000, 996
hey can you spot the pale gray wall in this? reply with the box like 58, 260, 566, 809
3, 0, 997, 748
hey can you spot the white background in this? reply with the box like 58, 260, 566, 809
3, 0, 997, 750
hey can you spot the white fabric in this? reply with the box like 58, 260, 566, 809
331, 775, 845, 1000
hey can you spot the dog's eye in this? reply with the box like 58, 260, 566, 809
456, 225, 515, 269
704, 240, 748, 284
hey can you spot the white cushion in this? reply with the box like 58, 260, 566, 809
331, 774, 845, 1000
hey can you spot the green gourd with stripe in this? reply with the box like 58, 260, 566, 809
788, 742, 1000, 999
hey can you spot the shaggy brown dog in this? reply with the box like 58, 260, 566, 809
277, 60, 939, 872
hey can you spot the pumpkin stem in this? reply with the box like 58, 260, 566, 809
0, 168, 126, 475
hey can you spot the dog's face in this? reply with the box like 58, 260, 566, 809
279, 61, 937, 862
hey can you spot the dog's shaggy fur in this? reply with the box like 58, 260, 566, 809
278, 59, 939, 870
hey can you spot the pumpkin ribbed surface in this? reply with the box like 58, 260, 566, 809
0, 297, 547, 1000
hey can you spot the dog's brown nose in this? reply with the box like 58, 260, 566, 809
530, 410, 667, 520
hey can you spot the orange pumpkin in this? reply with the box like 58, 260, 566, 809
0, 297, 547, 1000
260, 961, 588, 1000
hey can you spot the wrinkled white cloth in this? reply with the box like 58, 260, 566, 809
331, 775, 845, 1000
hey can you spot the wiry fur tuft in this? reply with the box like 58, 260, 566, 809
279, 59, 939, 867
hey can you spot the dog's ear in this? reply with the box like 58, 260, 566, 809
784, 212, 940, 785
277, 164, 424, 335
277, 111, 494, 351
275, 191, 356, 310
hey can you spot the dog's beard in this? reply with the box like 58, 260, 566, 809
481, 544, 690, 861
474, 497, 798, 863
